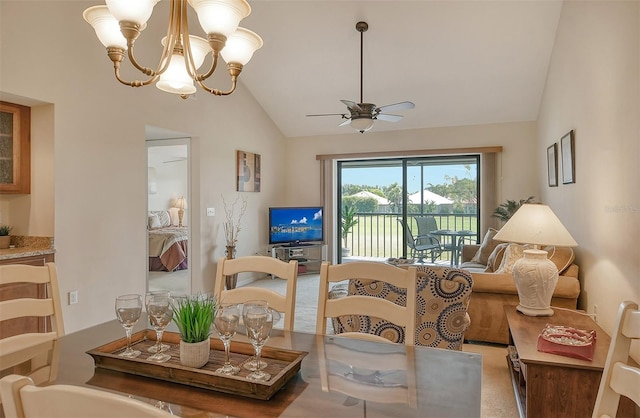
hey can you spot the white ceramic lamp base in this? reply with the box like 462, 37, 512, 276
512, 249, 559, 317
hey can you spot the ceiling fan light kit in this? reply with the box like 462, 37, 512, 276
307, 21, 414, 133
83, 0, 263, 99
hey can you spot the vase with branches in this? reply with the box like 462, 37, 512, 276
221, 195, 247, 290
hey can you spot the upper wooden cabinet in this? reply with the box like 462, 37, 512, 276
0, 101, 31, 194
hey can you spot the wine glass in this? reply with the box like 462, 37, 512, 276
242, 300, 269, 371
145, 292, 172, 363
213, 303, 241, 375
145, 291, 171, 354
243, 303, 274, 381
115, 294, 143, 358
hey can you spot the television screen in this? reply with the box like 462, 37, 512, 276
269, 207, 324, 245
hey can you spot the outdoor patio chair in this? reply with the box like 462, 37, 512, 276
398, 218, 442, 262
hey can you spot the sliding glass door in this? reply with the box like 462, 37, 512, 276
337, 155, 480, 263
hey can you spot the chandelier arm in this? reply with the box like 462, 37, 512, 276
196, 50, 220, 81
180, 0, 198, 80
113, 59, 159, 87
196, 63, 242, 96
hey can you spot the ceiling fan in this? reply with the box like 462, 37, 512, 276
306, 21, 415, 133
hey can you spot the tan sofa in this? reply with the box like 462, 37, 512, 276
460, 244, 580, 345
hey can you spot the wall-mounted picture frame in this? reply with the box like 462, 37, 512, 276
547, 143, 558, 187
236, 150, 261, 192
560, 130, 575, 184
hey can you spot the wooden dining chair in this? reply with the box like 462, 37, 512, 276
592, 300, 640, 418
0, 263, 64, 388
214, 256, 298, 331
316, 261, 417, 345
0, 374, 173, 418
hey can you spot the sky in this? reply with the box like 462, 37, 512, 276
342, 164, 474, 193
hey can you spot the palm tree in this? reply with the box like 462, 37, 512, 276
492, 196, 536, 222
341, 205, 359, 253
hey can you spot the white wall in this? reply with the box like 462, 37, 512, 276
0, 1, 287, 333
537, 1, 639, 359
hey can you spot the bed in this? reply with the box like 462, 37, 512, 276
148, 211, 188, 272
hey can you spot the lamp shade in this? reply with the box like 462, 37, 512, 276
176, 197, 187, 210
220, 27, 263, 65
156, 53, 197, 95
105, 0, 158, 26
83, 6, 128, 50
493, 204, 577, 247
351, 118, 375, 133
188, 0, 251, 37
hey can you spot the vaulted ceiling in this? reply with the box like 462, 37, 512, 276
235, 0, 563, 138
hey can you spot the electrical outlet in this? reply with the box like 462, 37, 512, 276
69, 290, 78, 305
206, 207, 215, 217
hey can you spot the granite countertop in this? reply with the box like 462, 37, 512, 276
0, 236, 56, 260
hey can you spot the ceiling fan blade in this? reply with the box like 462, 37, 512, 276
376, 101, 415, 113
376, 113, 404, 122
306, 113, 348, 117
340, 100, 362, 111
338, 118, 352, 127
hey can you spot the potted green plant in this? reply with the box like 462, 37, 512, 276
492, 196, 536, 222
171, 293, 216, 368
0, 225, 12, 249
341, 205, 359, 257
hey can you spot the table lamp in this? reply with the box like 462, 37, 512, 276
493, 204, 577, 316
175, 196, 186, 227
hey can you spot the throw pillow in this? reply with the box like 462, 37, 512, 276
485, 242, 509, 272
470, 228, 500, 265
544, 246, 575, 274
494, 243, 525, 274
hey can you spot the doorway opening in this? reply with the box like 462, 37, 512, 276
146, 133, 191, 295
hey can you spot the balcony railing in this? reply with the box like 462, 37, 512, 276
343, 213, 479, 262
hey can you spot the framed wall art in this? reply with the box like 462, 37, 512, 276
560, 130, 575, 184
547, 143, 558, 187
236, 150, 261, 192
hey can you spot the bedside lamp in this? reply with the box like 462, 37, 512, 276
175, 196, 186, 227
493, 204, 577, 316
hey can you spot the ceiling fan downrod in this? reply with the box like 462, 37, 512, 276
356, 21, 368, 104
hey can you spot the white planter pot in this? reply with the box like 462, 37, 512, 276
179, 339, 210, 368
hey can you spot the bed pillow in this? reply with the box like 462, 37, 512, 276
150, 210, 172, 228
148, 213, 161, 229
494, 243, 525, 274
470, 228, 500, 265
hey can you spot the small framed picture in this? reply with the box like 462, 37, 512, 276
236, 150, 261, 192
560, 130, 575, 184
547, 143, 558, 187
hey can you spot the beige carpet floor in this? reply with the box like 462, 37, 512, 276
250, 273, 519, 418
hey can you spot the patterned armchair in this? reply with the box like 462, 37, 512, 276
330, 266, 473, 350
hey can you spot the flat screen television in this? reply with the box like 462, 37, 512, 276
269, 206, 324, 246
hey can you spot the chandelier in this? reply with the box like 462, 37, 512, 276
83, 0, 263, 99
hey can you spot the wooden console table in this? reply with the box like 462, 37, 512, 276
505, 306, 634, 418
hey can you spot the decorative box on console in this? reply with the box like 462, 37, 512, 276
537, 324, 596, 361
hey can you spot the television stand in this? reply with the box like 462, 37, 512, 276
271, 244, 327, 276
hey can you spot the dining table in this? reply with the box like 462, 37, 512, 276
32, 315, 481, 417
431, 230, 477, 266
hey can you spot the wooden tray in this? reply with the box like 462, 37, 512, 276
87, 330, 307, 400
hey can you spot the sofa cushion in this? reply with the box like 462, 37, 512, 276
485, 242, 509, 272
470, 228, 500, 265
494, 243, 525, 274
